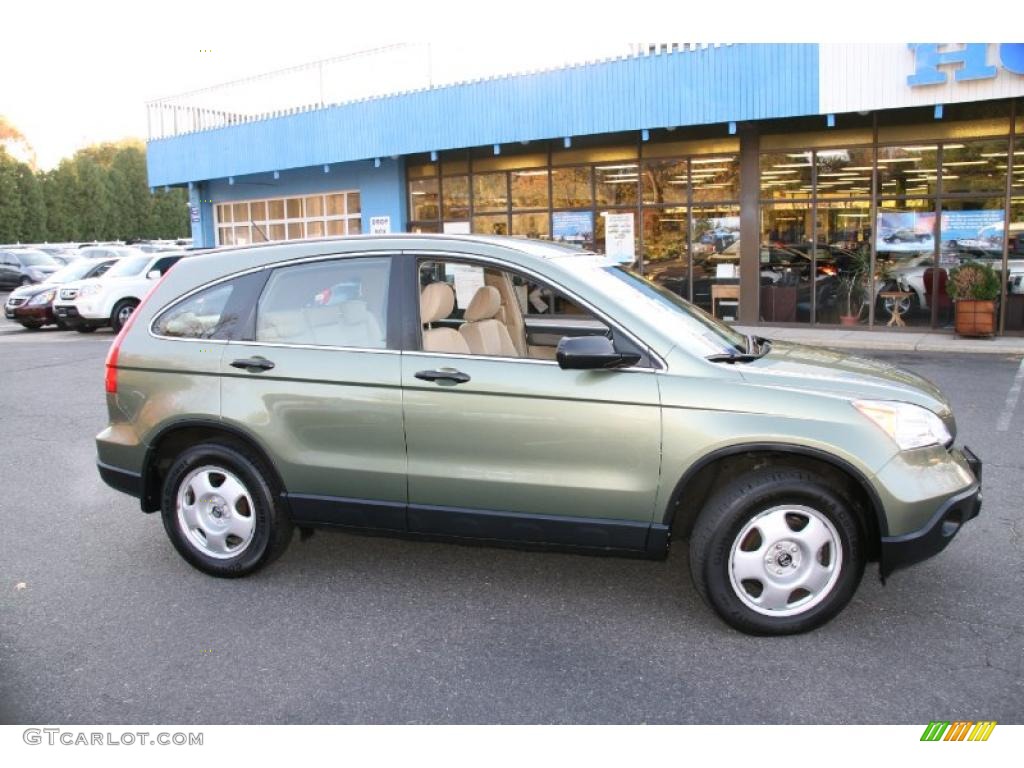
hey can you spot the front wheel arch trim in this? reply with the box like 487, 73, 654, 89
662, 442, 888, 539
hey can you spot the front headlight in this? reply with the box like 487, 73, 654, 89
78, 284, 101, 297
853, 400, 951, 450
28, 290, 56, 306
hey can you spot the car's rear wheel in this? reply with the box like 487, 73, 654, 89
689, 467, 865, 635
110, 299, 138, 333
160, 442, 293, 577
20, 322, 43, 330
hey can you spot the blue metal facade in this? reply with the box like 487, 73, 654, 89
150, 44, 819, 186
151, 44, 820, 247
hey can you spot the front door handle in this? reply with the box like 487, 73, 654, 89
231, 356, 275, 372
415, 368, 471, 384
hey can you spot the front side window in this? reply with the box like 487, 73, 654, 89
256, 257, 391, 348
418, 259, 611, 361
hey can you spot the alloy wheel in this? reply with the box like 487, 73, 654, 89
176, 465, 256, 559
728, 505, 843, 617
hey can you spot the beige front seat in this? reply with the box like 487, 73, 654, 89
421, 282, 470, 354
459, 286, 519, 357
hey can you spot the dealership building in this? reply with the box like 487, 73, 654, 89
146, 43, 1024, 333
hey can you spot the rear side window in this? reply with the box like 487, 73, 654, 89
256, 257, 391, 349
153, 283, 236, 339
151, 256, 183, 275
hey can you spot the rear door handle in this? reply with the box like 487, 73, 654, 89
231, 356, 275, 372
415, 368, 471, 384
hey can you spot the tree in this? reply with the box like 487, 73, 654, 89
0, 132, 187, 243
0, 149, 26, 243
73, 155, 111, 240
16, 163, 46, 242
43, 161, 81, 241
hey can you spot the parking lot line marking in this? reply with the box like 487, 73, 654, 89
995, 357, 1024, 432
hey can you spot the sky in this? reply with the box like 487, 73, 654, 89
0, 2, 991, 171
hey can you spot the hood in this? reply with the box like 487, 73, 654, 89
9, 283, 56, 300
738, 341, 953, 425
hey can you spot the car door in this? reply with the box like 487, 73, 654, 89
220, 253, 408, 531
400, 254, 663, 550
0, 253, 18, 288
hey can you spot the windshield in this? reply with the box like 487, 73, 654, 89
46, 259, 106, 284
588, 265, 747, 356
104, 255, 150, 278
17, 251, 57, 267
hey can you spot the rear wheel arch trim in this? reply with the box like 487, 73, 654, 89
141, 419, 289, 513
662, 442, 888, 538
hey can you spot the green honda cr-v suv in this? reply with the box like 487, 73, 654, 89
96, 235, 981, 635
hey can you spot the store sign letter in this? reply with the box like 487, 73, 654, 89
907, 43, 1024, 86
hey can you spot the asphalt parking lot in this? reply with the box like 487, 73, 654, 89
0, 314, 1022, 724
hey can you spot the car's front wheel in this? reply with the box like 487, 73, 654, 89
689, 467, 865, 635
110, 299, 138, 333
160, 442, 293, 577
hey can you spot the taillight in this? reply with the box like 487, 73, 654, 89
104, 341, 120, 393
105, 272, 168, 395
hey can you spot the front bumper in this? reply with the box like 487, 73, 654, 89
53, 305, 103, 328
879, 446, 982, 579
6, 304, 55, 323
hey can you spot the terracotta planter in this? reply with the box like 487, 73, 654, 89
839, 315, 860, 327
954, 299, 996, 338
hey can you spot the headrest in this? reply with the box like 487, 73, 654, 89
420, 282, 455, 324
338, 299, 369, 325
464, 285, 502, 322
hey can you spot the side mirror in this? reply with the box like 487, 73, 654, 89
556, 335, 641, 370
147, 269, 161, 280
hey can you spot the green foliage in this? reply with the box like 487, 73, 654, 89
0, 140, 189, 244
947, 261, 1001, 301
0, 149, 26, 242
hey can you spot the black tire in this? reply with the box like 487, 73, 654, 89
20, 322, 43, 330
74, 325, 98, 333
689, 467, 865, 636
55, 319, 69, 330
160, 442, 293, 578
110, 299, 138, 333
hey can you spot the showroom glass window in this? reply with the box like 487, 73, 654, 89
759, 146, 872, 326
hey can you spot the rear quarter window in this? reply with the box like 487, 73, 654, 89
153, 283, 236, 339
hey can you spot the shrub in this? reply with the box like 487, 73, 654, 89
947, 261, 1001, 301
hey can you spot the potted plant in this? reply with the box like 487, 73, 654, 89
947, 260, 1001, 337
837, 249, 868, 326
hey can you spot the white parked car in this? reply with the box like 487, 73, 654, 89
53, 251, 187, 333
